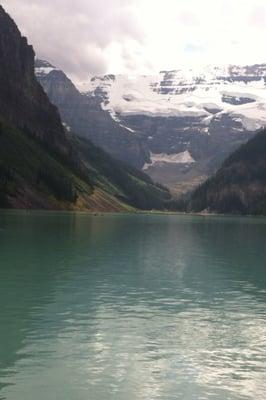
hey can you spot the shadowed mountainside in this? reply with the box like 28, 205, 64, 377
189, 129, 266, 215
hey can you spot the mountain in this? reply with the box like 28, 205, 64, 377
35, 60, 147, 168
76, 65, 265, 194
0, 7, 70, 157
0, 5, 171, 211
189, 129, 266, 215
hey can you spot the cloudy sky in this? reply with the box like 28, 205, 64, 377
2, 0, 266, 82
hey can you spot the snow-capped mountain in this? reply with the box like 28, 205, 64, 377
77, 64, 266, 193
35, 60, 58, 77
79, 65, 266, 131
36, 61, 266, 194
35, 60, 148, 168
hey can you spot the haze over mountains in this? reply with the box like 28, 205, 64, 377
36, 61, 266, 194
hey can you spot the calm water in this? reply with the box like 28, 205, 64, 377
0, 212, 265, 400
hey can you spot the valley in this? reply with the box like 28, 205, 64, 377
36, 62, 266, 194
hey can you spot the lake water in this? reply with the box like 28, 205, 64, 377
0, 211, 265, 400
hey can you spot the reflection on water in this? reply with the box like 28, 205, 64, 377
0, 211, 265, 400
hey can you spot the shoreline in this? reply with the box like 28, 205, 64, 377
0, 208, 266, 219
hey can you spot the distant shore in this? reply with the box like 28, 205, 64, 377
1, 208, 266, 219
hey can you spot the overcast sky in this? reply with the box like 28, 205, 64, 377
2, 0, 266, 82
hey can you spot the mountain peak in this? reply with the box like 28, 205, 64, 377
35, 58, 57, 76
35, 59, 56, 69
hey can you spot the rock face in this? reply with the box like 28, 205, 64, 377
35, 60, 147, 168
0, 6, 70, 156
78, 65, 266, 193
189, 129, 266, 215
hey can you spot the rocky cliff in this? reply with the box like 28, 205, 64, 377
0, 6, 70, 156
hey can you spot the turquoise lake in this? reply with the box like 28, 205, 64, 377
0, 211, 265, 400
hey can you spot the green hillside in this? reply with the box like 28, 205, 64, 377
0, 119, 171, 211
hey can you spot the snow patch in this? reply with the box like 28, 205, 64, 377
143, 151, 195, 170
35, 67, 56, 76
118, 123, 135, 133
62, 122, 71, 132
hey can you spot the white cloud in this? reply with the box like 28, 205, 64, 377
1, 0, 266, 82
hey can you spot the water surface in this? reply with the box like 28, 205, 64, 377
0, 211, 265, 400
